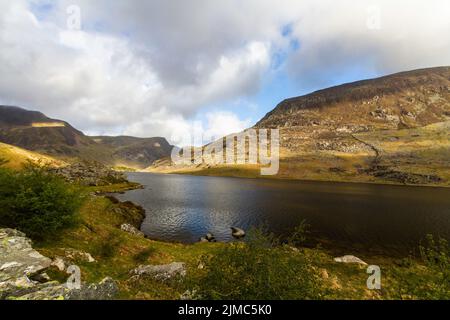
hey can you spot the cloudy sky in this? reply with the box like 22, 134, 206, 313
1, 0, 450, 145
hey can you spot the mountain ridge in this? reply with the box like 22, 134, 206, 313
0, 105, 173, 169
150, 66, 450, 186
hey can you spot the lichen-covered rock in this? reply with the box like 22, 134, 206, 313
10, 282, 69, 300
8, 277, 118, 300
0, 228, 52, 283
131, 262, 186, 281
1, 229, 118, 300
66, 277, 118, 300
120, 224, 145, 238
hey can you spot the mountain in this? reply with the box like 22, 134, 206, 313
150, 66, 450, 186
91, 136, 173, 169
0, 106, 172, 169
0, 106, 99, 157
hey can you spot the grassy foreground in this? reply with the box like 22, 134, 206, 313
33, 182, 449, 300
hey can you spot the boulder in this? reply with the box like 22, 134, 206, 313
0, 228, 52, 283
66, 277, 118, 300
131, 262, 186, 281
334, 255, 368, 265
51, 257, 66, 272
9, 277, 118, 300
0, 229, 118, 300
63, 249, 96, 263
120, 224, 145, 238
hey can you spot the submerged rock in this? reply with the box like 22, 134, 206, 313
334, 255, 368, 265
231, 227, 246, 239
131, 262, 186, 281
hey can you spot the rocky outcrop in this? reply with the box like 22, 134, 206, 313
121, 224, 145, 238
0, 229, 118, 300
0, 229, 52, 299
50, 160, 127, 186
105, 196, 146, 229
130, 262, 186, 281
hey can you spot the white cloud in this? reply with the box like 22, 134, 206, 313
0, 0, 449, 143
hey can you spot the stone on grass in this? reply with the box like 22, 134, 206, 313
131, 262, 186, 281
334, 255, 368, 265
121, 224, 145, 238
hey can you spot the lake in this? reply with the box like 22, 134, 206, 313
115, 173, 450, 255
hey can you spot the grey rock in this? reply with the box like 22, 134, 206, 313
63, 249, 96, 263
131, 262, 186, 281
231, 227, 246, 239
120, 224, 145, 238
66, 277, 118, 300
0, 228, 52, 283
51, 257, 66, 272
0, 229, 117, 300
50, 161, 126, 186
334, 255, 368, 265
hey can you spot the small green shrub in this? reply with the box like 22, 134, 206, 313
133, 247, 158, 263
287, 220, 310, 247
191, 227, 323, 300
0, 165, 84, 241
93, 232, 122, 259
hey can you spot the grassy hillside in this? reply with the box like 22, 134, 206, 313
150, 67, 450, 187
0, 142, 67, 170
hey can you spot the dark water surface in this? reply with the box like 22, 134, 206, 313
115, 173, 450, 254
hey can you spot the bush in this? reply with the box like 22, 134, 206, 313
0, 165, 84, 241
93, 231, 122, 259
390, 235, 450, 299
287, 220, 310, 247
133, 247, 158, 264
191, 227, 323, 300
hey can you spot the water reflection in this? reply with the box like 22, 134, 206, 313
115, 173, 450, 254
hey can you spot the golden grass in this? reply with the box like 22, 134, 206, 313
0, 142, 67, 170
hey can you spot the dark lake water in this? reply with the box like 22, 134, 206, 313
115, 173, 450, 255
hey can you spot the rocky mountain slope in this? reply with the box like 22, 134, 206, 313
150, 67, 450, 186
0, 106, 172, 169
92, 136, 173, 169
